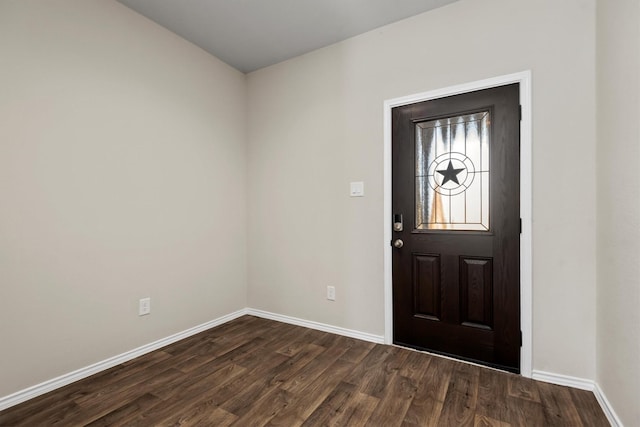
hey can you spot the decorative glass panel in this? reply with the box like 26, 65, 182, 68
415, 111, 490, 231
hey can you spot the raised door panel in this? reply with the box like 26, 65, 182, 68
460, 257, 493, 330
412, 254, 441, 320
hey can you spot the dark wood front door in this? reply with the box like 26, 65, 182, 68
392, 84, 521, 372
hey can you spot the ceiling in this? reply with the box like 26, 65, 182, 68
117, 0, 461, 73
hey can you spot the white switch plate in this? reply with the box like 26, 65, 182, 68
350, 181, 364, 197
139, 297, 151, 316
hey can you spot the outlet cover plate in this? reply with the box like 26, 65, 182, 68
327, 286, 336, 301
139, 297, 151, 316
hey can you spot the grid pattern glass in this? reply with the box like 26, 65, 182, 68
415, 111, 490, 231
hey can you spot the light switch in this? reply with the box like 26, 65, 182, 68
350, 181, 364, 197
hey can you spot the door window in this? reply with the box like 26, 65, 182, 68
415, 111, 490, 231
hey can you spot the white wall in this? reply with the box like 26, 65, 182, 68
596, 0, 640, 425
247, 0, 597, 379
0, 0, 247, 397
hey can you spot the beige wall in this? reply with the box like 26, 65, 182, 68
5, 0, 628, 414
0, 1, 247, 397
247, 0, 598, 379
596, 0, 640, 425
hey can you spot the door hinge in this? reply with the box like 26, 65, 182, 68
519, 105, 522, 121
520, 330, 523, 347
519, 218, 522, 234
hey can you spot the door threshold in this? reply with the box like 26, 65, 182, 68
392, 341, 520, 375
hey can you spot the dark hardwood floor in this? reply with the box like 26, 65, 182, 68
0, 316, 609, 426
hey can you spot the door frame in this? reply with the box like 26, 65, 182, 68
383, 71, 533, 377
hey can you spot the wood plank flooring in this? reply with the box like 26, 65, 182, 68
0, 316, 609, 426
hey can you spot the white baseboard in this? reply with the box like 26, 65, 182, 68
246, 308, 385, 344
0, 307, 382, 412
0, 309, 623, 427
594, 383, 624, 427
531, 369, 595, 391
532, 370, 623, 427
0, 308, 248, 412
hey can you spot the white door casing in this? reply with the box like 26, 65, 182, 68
382, 71, 533, 377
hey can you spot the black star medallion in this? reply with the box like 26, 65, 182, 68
436, 160, 465, 185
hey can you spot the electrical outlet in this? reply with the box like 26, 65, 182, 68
139, 297, 151, 316
327, 286, 336, 301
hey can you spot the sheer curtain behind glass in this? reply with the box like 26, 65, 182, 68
415, 111, 490, 231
